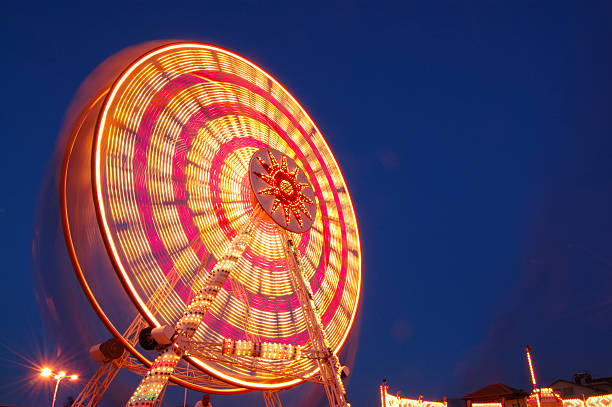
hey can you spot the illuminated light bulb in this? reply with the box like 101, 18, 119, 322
58, 371, 66, 377
40, 368, 52, 377
70, 375, 78, 381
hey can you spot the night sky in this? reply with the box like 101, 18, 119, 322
2, 2, 612, 407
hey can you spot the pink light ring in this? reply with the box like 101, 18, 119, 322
241, 224, 313, 275
203, 102, 337, 303
178, 129, 309, 314
173, 131, 310, 316
207, 132, 268, 240
157, 76, 331, 253
296, 227, 311, 253
313, 217, 332, 287
195, 71, 348, 234
168, 100, 332, 301
130, 72, 346, 329
312, 256, 326, 289
210, 250, 302, 315
173, 114, 211, 258
193, 72, 339, 222
201, 313, 246, 340
197, 71, 339, 199
173, 118, 269, 282
216, 274, 302, 314
248, 291, 301, 313
321, 208, 349, 325
222, 277, 299, 313
136, 186, 173, 274
195, 71, 350, 321
132, 75, 204, 286
185, 196, 307, 315
239, 171, 255, 215
242, 246, 289, 272
175, 280, 193, 303
295, 227, 321, 292
193, 244, 208, 264
252, 214, 313, 254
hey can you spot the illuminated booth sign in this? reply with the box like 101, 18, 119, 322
380, 383, 447, 407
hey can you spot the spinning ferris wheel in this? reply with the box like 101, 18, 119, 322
60, 42, 361, 407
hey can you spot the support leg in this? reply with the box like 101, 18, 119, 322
71, 358, 126, 407
125, 218, 259, 406
72, 258, 186, 407
280, 231, 349, 407
263, 390, 282, 407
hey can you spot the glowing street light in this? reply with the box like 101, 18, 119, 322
40, 367, 78, 407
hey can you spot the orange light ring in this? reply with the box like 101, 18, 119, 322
92, 42, 362, 390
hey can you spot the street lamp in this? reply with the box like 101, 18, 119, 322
40, 367, 78, 407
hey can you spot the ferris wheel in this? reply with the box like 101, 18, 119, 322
60, 42, 361, 407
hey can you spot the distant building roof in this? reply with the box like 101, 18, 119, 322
549, 375, 612, 396
549, 379, 593, 390
462, 383, 529, 401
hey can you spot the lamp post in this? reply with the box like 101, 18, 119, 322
41, 367, 78, 407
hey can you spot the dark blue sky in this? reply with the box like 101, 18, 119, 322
2, 2, 612, 407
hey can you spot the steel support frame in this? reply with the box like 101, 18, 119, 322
263, 390, 283, 407
279, 230, 349, 407
71, 306, 150, 407
71, 228, 219, 406
71, 358, 125, 407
